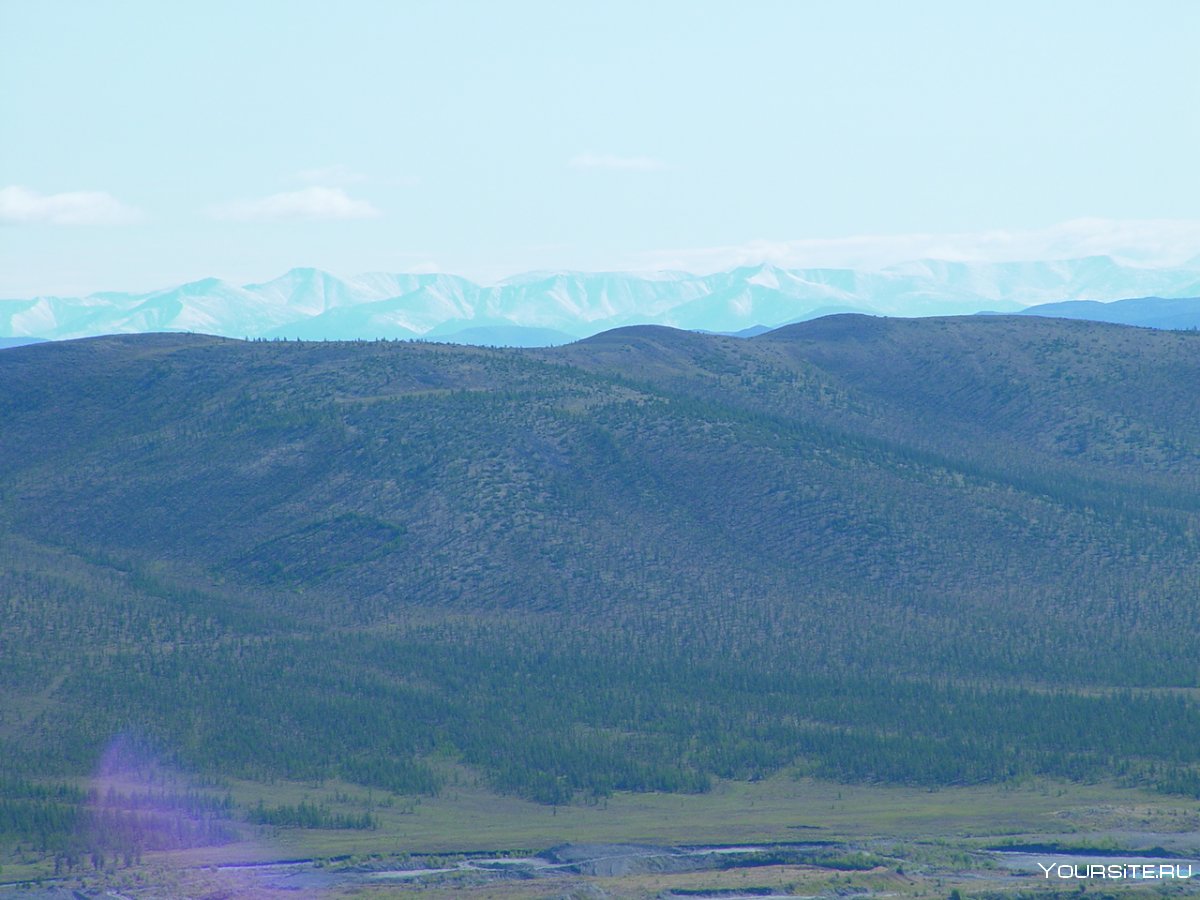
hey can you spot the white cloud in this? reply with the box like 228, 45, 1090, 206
211, 187, 381, 222
295, 164, 368, 186
630, 219, 1200, 274
569, 153, 666, 172
0, 185, 142, 225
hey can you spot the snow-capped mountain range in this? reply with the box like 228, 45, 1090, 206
5, 256, 1200, 345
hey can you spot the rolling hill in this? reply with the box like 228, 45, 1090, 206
3, 315, 1200, 843
1017, 294, 1200, 329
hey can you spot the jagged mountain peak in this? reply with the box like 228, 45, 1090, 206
6, 257, 1200, 343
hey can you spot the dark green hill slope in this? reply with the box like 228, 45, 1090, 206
757, 315, 1200, 474
3, 317, 1200, 818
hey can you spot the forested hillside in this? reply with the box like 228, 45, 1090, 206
3, 315, 1200, 851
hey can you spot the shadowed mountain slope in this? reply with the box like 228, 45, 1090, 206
3, 316, 1200, 809
1017, 295, 1200, 330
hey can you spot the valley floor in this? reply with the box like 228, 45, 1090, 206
4, 773, 1199, 899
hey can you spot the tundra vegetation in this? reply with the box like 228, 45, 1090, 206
2, 315, 1200, 880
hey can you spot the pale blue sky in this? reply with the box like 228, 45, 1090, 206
2, 0, 1198, 295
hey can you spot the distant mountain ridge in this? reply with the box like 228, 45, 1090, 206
1016, 295, 1200, 330
4, 256, 1200, 344
0, 336, 46, 349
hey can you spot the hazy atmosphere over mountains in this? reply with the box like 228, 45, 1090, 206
4, 255, 1200, 345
